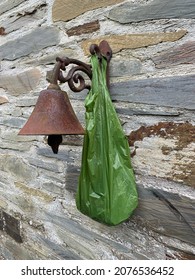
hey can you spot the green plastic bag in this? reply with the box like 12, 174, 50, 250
76, 54, 138, 225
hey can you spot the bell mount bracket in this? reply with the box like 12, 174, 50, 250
46, 40, 112, 93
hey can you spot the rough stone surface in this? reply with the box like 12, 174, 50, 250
134, 187, 195, 246
52, 0, 124, 22
152, 41, 195, 68
0, 154, 37, 182
67, 20, 100, 36
0, 27, 60, 60
110, 75, 195, 110
0, 0, 25, 15
1, 211, 22, 243
0, 96, 8, 104
0, 27, 6, 35
81, 30, 187, 54
0, 116, 27, 128
37, 147, 74, 162
0, 140, 31, 152
128, 122, 195, 187
0, 0, 195, 261
0, 68, 41, 96
24, 50, 77, 65
1, 3, 47, 34
108, 0, 195, 23
14, 182, 54, 203
110, 58, 142, 77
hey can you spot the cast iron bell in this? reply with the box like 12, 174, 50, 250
19, 86, 84, 153
19, 43, 112, 153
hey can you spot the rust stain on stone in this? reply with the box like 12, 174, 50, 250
166, 250, 195, 260
173, 161, 195, 187
128, 122, 195, 187
128, 121, 195, 150
0, 27, 6, 35
67, 20, 100, 37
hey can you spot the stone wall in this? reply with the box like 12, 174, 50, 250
0, 0, 195, 260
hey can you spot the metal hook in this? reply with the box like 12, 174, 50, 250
89, 40, 112, 88
89, 40, 112, 62
99, 40, 112, 62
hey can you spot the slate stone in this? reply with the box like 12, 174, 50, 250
37, 147, 74, 162
0, 234, 40, 260
110, 58, 142, 77
24, 50, 76, 65
42, 182, 64, 196
0, 69, 41, 96
52, 0, 124, 22
62, 135, 83, 146
1, 129, 36, 143
0, 229, 82, 259
153, 41, 195, 68
44, 212, 160, 259
38, 236, 83, 260
67, 20, 100, 36
14, 182, 54, 203
116, 108, 180, 117
0, 27, 60, 61
0, 0, 25, 15
2, 211, 22, 243
28, 157, 62, 173
41, 171, 65, 186
0, 141, 31, 152
1, 3, 47, 34
0, 154, 37, 182
0, 243, 15, 260
108, 0, 195, 23
4, 191, 35, 214
15, 97, 38, 107
65, 165, 80, 193
110, 75, 195, 110
0, 211, 3, 230
0, 116, 27, 128
134, 187, 195, 246
128, 121, 195, 186
81, 30, 187, 54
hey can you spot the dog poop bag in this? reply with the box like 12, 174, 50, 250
76, 54, 138, 225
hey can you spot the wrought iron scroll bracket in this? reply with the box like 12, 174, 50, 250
46, 40, 112, 93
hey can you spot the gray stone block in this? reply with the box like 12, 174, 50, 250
110, 58, 142, 77
108, 0, 195, 23
38, 147, 74, 162
0, 0, 25, 15
0, 116, 27, 128
134, 187, 195, 246
153, 41, 195, 68
0, 27, 60, 61
110, 75, 195, 110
